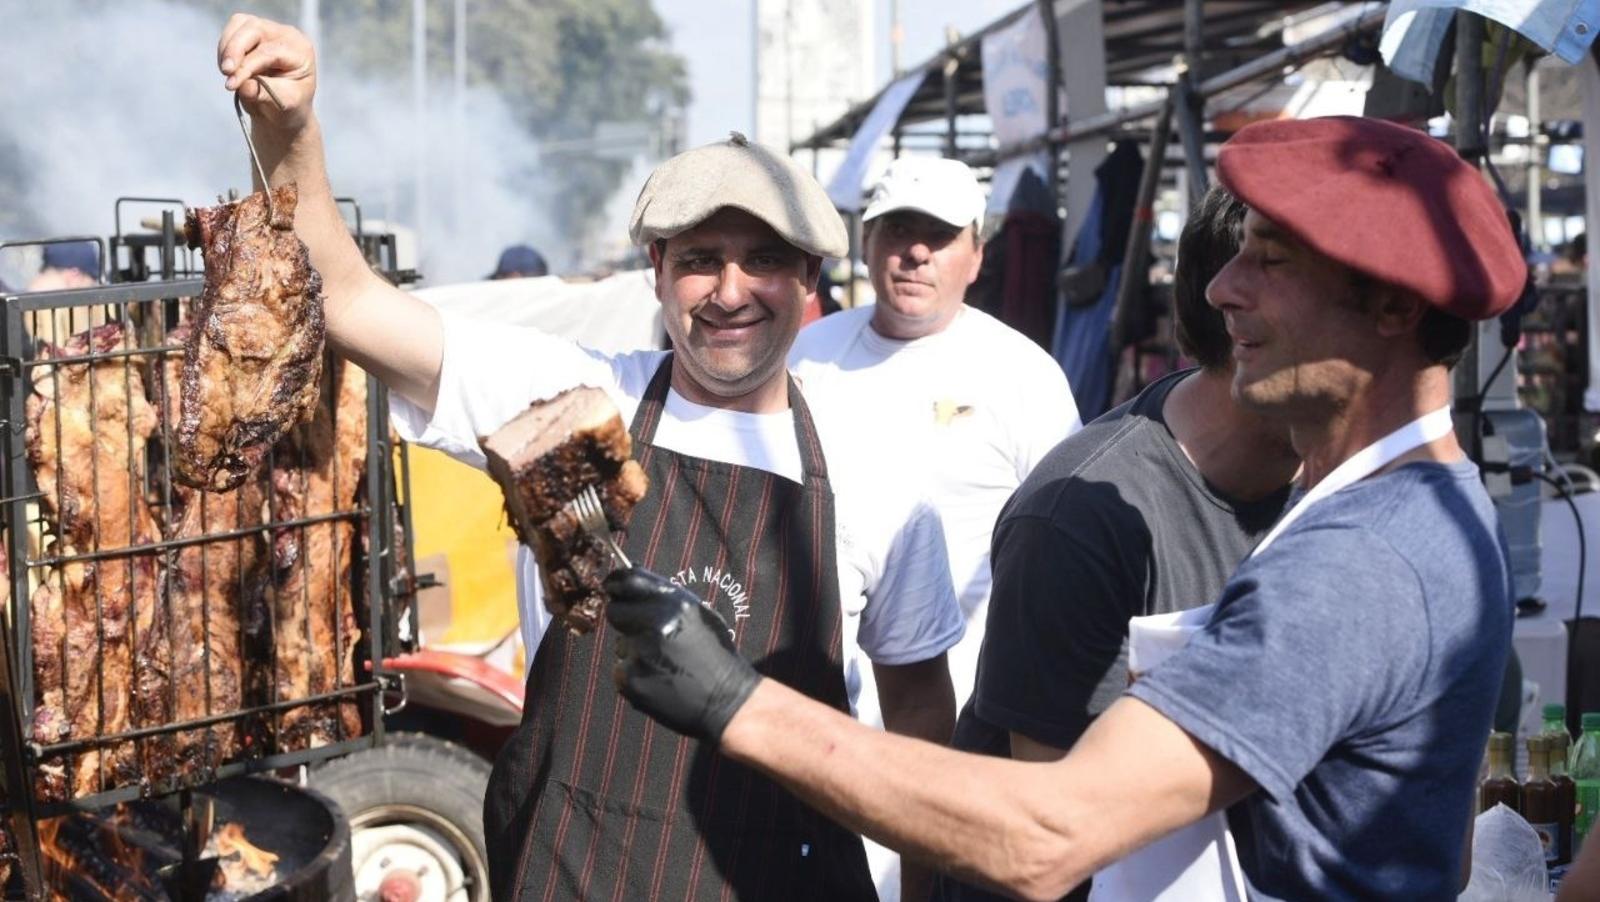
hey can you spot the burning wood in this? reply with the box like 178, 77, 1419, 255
34, 803, 294, 900
211, 821, 278, 879
36, 811, 167, 901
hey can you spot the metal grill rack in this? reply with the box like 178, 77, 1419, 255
0, 276, 416, 899
109, 198, 202, 284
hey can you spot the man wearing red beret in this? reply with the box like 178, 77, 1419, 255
603, 116, 1521, 900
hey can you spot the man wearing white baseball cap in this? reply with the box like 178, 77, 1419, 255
790, 156, 1079, 902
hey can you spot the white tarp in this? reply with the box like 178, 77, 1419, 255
827, 70, 927, 212
982, 3, 1055, 214
411, 268, 664, 353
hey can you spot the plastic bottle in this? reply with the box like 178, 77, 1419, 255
1568, 713, 1600, 852
1524, 735, 1561, 863
1480, 731, 1521, 813
1552, 728, 1577, 865
1546, 702, 1573, 744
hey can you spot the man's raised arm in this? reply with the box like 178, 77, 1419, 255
216, 14, 445, 415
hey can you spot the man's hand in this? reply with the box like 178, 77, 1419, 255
604, 568, 761, 742
217, 14, 317, 132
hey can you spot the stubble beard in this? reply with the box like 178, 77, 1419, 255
679, 339, 786, 401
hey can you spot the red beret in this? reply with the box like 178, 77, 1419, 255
1216, 116, 1526, 321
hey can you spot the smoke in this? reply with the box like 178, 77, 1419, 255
0, 0, 566, 288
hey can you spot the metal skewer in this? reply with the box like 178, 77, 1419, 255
233, 76, 285, 224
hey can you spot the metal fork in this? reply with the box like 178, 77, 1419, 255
567, 484, 632, 569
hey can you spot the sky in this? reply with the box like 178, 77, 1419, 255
655, 0, 1022, 148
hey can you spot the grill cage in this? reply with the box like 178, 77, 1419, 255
0, 277, 417, 897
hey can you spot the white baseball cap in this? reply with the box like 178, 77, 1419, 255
861, 157, 987, 230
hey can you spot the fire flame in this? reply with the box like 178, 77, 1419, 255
215, 821, 278, 877
37, 806, 162, 901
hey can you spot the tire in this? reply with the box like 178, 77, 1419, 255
313, 733, 492, 902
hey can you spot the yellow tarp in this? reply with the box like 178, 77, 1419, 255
403, 446, 521, 649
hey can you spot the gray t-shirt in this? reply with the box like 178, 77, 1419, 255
962, 369, 1290, 751
1130, 458, 1512, 900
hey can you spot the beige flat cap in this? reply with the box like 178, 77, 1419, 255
629, 132, 848, 259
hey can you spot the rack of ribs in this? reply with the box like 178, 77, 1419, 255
481, 387, 648, 634
265, 356, 367, 750
156, 329, 268, 776
25, 324, 166, 801
177, 184, 325, 493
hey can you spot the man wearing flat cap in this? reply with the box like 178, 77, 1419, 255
220, 15, 962, 901
602, 114, 1520, 899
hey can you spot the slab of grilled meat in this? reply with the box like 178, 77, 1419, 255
263, 356, 367, 750
26, 324, 166, 801
177, 184, 325, 492
481, 386, 648, 634
156, 330, 268, 776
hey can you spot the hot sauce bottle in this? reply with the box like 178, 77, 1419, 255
1524, 735, 1561, 864
1479, 732, 1521, 814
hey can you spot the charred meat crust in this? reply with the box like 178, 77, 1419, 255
177, 184, 326, 493
482, 388, 648, 634
25, 324, 166, 801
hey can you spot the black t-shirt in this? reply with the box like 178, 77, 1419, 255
955, 368, 1291, 754
939, 369, 1291, 902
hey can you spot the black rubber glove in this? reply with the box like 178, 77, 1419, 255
603, 567, 761, 743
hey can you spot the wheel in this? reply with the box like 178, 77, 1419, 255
313, 733, 492, 902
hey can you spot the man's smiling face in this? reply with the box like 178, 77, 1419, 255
651, 207, 817, 404
1206, 208, 1385, 418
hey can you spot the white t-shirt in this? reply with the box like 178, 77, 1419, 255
791, 305, 1080, 709
389, 311, 964, 722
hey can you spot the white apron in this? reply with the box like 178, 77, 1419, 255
1089, 406, 1455, 902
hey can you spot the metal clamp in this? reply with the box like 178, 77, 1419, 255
389, 570, 440, 596
379, 671, 409, 717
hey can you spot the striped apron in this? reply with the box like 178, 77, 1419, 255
484, 358, 878, 901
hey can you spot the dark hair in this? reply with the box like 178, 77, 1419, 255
1173, 186, 1245, 370
1415, 305, 1472, 367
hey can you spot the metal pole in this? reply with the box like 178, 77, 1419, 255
1039, 0, 1062, 203
1456, 10, 1486, 159
891, 0, 904, 76
785, 0, 795, 149
1174, 80, 1209, 202
944, 53, 959, 158
1176, 0, 1210, 200
453, 0, 466, 245
751, 0, 760, 141
1527, 61, 1544, 250
0, 298, 44, 901
813, 119, 822, 176
1111, 94, 1175, 350
299, 0, 320, 62
412, 0, 428, 257
1184, 0, 1204, 74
